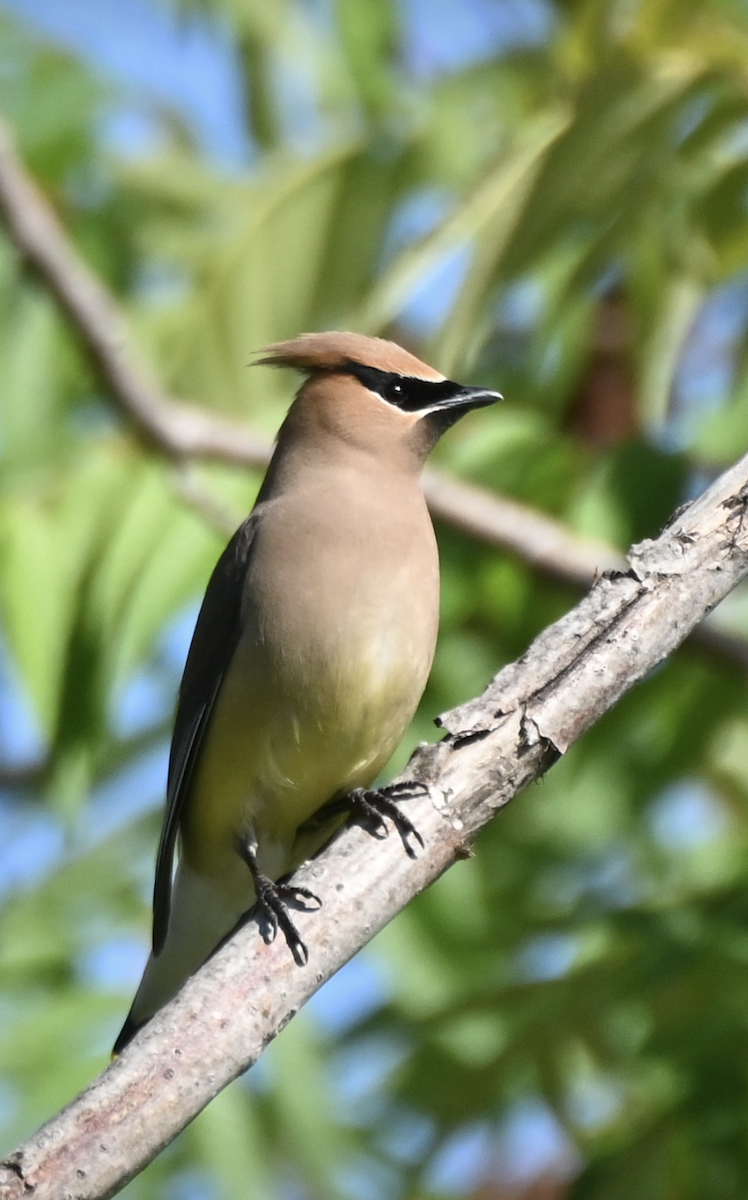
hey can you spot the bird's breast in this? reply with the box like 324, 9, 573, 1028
254, 539, 439, 784
184, 477, 440, 868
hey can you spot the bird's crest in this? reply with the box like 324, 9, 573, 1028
255, 332, 445, 382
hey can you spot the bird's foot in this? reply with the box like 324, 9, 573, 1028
347, 781, 427, 859
238, 837, 321, 965
254, 874, 321, 966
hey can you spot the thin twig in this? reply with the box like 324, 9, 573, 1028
0, 117, 270, 468
422, 467, 624, 584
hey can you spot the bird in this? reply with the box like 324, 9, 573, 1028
113, 331, 501, 1052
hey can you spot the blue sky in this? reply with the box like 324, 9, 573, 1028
1, 0, 250, 162
0, 0, 552, 162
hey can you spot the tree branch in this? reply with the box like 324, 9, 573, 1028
421, 467, 623, 584
2, 446, 747, 1200
0, 117, 270, 469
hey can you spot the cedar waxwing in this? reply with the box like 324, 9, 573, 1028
114, 332, 500, 1052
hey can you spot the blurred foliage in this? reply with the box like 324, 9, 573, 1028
2, 0, 748, 1197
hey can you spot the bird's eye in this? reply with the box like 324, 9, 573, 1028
384, 380, 406, 404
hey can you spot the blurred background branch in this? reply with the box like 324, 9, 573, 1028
0, 111, 622, 581
5, 105, 748, 682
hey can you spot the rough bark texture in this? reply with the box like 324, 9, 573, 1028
2, 452, 748, 1200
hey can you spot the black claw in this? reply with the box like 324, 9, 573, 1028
238, 838, 320, 965
283, 884, 322, 908
348, 782, 426, 858
351, 790, 390, 839
255, 876, 316, 965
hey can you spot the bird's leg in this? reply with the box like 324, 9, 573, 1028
236, 836, 321, 966
345, 781, 428, 859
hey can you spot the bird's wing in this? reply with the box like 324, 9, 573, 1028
152, 512, 260, 954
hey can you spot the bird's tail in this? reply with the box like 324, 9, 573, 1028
113, 858, 252, 1053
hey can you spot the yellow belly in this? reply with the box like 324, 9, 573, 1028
181, 619, 428, 879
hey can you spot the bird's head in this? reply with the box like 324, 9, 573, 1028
255, 332, 501, 466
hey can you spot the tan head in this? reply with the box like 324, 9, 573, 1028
255, 332, 501, 469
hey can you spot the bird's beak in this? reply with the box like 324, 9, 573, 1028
432, 386, 503, 414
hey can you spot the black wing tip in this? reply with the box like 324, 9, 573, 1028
152, 904, 168, 956
112, 1014, 145, 1057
